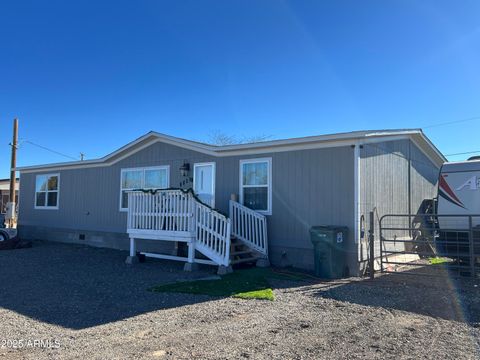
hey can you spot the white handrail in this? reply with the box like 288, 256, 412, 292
229, 200, 268, 256
194, 202, 231, 266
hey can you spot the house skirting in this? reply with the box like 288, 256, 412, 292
18, 225, 177, 255
18, 225, 360, 275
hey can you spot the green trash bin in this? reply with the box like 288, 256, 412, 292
309, 226, 349, 279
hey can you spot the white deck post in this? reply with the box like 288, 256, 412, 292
188, 239, 195, 262
130, 237, 136, 257
183, 239, 198, 271
125, 237, 139, 264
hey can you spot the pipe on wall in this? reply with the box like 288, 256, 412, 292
353, 142, 361, 245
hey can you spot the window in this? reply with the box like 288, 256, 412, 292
120, 166, 169, 210
35, 174, 60, 209
239, 158, 272, 215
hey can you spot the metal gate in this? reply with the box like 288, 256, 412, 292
378, 214, 480, 278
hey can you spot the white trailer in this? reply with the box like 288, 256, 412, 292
437, 158, 480, 230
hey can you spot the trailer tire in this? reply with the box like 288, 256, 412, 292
0, 231, 8, 242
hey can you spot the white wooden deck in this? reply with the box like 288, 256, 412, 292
126, 189, 268, 271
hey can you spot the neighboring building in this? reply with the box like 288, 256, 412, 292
0, 178, 19, 214
16, 129, 445, 275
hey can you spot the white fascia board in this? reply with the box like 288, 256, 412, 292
418, 133, 447, 164
16, 132, 219, 173
363, 129, 421, 137
17, 130, 441, 173
15, 132, 159, 172
409, 134, 446, 168
213, 129, 422, 152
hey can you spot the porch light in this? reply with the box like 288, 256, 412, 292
179, 162, 190, 177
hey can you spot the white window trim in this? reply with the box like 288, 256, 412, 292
119, 165, 170, 211
193, 162, 216, 208
239, 157, 272, 215
34, 173, 60, 210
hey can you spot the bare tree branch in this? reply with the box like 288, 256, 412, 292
206, 130, 272, 146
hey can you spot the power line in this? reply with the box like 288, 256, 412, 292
421, 116, 480, 159
21, 140, 79, 161
423, 116, 480, 129
445, 150, 480, 157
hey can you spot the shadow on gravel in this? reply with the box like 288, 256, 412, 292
306, 266, 480, 324
0, 241, 222, 330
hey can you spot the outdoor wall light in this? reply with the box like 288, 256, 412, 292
179, 162, 190, 177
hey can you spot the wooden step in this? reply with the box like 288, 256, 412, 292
230, 240, 249, 252
230, 256, 258, 265
231, 249, 253, 256
232, 243, 248, 251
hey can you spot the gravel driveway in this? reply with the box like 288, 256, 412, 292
0, 241, 479, 359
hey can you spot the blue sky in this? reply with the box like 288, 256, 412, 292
0, 1, 479, 177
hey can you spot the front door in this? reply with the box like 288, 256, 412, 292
193, 162, 215, 207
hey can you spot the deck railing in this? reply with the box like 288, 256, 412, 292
194, 202, 231, 266
127, 190, 231, 266
229, 200, 268, 256
127, 190, 193, 233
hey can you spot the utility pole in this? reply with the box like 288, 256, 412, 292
8, 118, 18, 227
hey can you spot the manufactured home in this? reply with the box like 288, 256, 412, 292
16, 129, 445, 275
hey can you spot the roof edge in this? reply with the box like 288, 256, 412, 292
16, 129, 444, 172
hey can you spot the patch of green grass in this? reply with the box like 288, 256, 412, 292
150, 267, 305, 300
233, 288, 275, 301
429, 257, 449, 265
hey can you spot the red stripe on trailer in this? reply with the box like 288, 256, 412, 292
439, 175, 464, 207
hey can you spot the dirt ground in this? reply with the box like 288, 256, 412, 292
0, 241, 479, 359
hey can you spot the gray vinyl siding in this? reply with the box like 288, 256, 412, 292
19, 141, 355, 271
358, 139, 440, 267
409, 144, 440, 214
